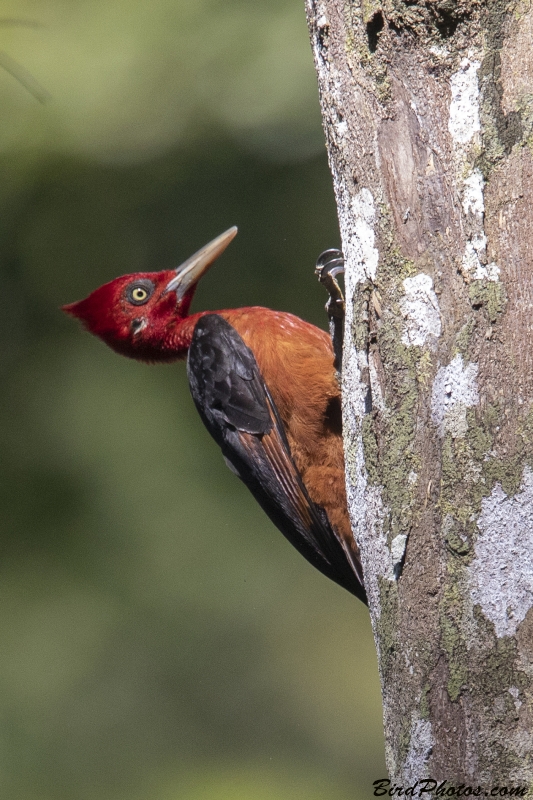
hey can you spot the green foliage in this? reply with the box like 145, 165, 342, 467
0, 0, 324, 162
0, 1, 385, 798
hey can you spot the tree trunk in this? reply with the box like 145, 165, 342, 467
306, 0, 533, 785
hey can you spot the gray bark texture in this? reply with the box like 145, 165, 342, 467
305, 0, 533, 785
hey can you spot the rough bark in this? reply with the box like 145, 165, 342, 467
306, 0, 533, 785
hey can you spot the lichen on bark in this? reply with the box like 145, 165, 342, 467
364, 245, 424, 545
306, 0, 533, 782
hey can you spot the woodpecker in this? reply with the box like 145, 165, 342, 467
64, 228, 366, 603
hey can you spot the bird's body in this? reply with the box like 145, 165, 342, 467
64, 228, 366, 602
219, 307, 351, 546
164, 305, 350, 543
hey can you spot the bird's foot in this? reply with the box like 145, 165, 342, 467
315, 249, 345, 319
315, 249, 345, 375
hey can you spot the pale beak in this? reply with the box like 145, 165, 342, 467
164, 226, 238, 299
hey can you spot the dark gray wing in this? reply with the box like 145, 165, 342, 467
187, 313, 367, 603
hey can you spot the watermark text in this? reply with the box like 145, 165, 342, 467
373, 779, 529, 798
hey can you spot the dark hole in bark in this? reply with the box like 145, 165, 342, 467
364, 387, 373, 415
431, 3, 465, 38
366, 11, 384, 52
393, 559, 404, 581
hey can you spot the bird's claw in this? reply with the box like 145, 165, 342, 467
315, 249, 345, 320
315, 249, 345, 376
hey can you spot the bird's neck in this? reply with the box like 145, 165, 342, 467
165, 311, 207, 358
161, 307, 255, 360
159, 306, 260, 361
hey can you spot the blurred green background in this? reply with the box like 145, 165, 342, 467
0, 1, 385, 798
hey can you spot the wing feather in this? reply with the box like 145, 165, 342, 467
187, 313, 367, 603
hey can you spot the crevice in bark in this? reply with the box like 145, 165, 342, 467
479, 0, 525, 171
431, 8, 464, 40
385, 0, 476, 40
366, 11, 385, 52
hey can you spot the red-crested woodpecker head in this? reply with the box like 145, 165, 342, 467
63, 227, 237, 361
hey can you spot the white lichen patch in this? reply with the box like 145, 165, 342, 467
448, 58, 481, 146
344, 188, 379, 281
400, 273, 442, 348
336, 119, 348, 137
462, 232, 485, 271
368, 350, 386, 413
341, 183, 377, 427
339, 179, 412, 613
343, 442, 403, 618
391, 534, 407, 570
402, 717, 434, 784
479, 262, 500, 281
509, 686, 522, 711
461, 231, 500, 282
468, 467, 533, 638
448, 60, 501, 285
340, 186, 400, 620
342, 348, 395, 617
364, 488, 395, 607
462, 168, 485, 221
342, 430, 393, 618
431, 354, 479, 438
462, 242, 501, 282
430, 44, 449, 58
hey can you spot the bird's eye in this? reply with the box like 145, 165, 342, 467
132, 287, 148, 302
126, 280, 155, 306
